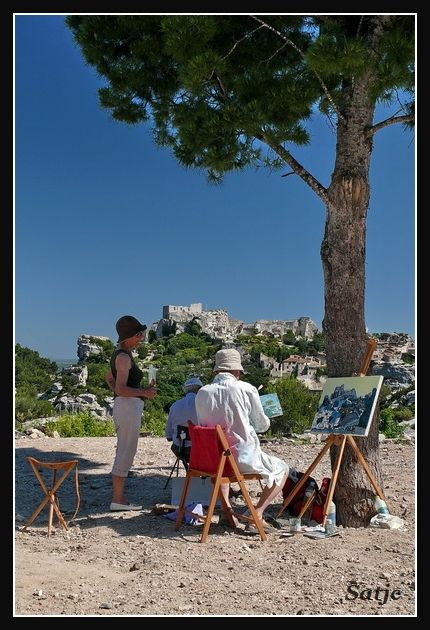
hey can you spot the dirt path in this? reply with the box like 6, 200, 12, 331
14, 436, 415, 616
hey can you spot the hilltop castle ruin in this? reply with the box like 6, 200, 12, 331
154, 302, 318, 342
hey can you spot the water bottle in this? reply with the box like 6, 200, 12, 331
374, 495, 389, 515
148, 365, 157, 385
325, 500, 336, 531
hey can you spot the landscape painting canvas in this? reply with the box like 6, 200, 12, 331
310, 376, 384, 437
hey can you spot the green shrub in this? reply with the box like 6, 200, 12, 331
238, 334, 281, 359
379, 408, 405, 439
142, 408, 167, 436
184, 317, 202, 336
44, 411, 115, 437
15, 344, 57, 394
84, 363, 115, 403
15, 396, 55, 423
391, 406, 414, 423
268, 377, 319, 435
166, 333, 208, 354
136, 344, 150, 360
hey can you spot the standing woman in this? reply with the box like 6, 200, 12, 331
105, 315, 156, 511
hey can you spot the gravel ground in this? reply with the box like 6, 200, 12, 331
14, 435, 415, 617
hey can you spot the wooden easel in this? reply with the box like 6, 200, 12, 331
276, 338, 388, 523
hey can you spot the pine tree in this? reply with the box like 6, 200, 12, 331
66, 15, 414, 525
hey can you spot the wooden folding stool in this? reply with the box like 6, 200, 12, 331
21, 457, 80, 536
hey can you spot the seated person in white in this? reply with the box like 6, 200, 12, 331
195, 349, 289, 528
165, 376, 203, 462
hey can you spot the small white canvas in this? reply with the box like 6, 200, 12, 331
260, 393, 283, 418
171, 476, 220, 507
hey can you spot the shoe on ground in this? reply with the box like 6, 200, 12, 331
244, 519, 277, 535
241, 509, 281, 529
152, 503, 177, 515
110, 502, 142, 512
263, 514, 282, 529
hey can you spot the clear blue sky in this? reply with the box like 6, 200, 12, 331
15, 15, 415, 360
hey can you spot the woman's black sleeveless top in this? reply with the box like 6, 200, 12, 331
110, 348, 143, 396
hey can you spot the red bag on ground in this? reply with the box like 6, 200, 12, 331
310, 477, 331, 524
281, 472, 318, 517
282, 473, 331, 523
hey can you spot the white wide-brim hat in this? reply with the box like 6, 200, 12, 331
214, 349, 244, 372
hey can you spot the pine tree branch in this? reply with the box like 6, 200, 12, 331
368, 113, 415, 137
259, 132, 329, 204
362, 16, 415, 138
209, 71, 227, 99
261, 42, 287, 64
220, 25, 265, 61
208, 25, 265, 101
250, 15, 345, 123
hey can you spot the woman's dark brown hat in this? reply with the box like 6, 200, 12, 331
116, 315, 147, 342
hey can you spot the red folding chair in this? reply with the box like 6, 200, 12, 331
175, 423, 267, 542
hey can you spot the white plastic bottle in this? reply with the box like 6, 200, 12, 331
374, 495, 389, 515
325, 501, 336, 532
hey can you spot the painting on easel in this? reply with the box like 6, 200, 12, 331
310, 376, 384, 437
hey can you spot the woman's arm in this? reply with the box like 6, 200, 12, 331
105, 370, 116, 393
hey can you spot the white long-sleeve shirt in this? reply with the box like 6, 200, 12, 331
165, 392, 199, 447
195, 373, 288, 487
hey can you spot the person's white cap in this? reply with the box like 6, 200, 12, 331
214, 348, 244, 373
183, 376, 203, 392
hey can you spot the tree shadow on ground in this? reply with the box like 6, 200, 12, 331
15, 444, 206, 535
73, 508, 233, 542
15, 444, 254, 541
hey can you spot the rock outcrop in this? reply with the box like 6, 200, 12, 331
77, 334, 110, 362
372, 361, 415, 389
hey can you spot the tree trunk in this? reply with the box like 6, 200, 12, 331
331, 408, 382, 527
322, 89, 383, 526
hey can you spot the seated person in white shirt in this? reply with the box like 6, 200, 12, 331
195, 349, 288, 530
165, 376, 203, 462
